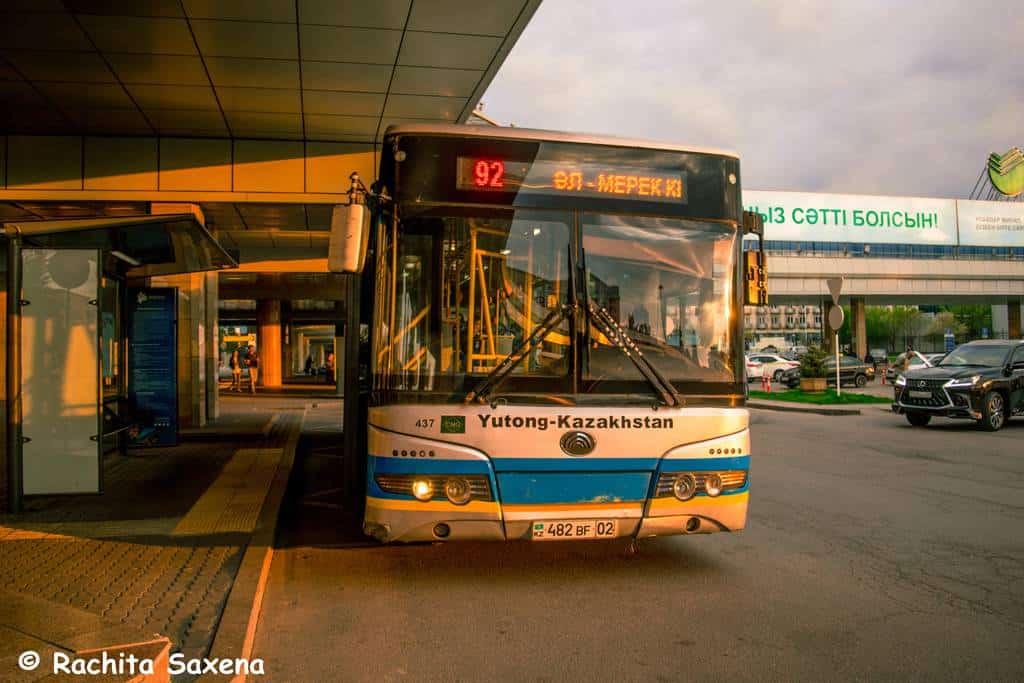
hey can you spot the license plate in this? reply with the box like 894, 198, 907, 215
532, 519, 618, 541
908, 390, 932, 398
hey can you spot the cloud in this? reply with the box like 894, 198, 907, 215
483, 0, 1024, 198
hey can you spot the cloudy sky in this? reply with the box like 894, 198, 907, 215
482, 0, 1023, 198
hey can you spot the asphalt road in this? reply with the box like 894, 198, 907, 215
252, 406, 1024, 682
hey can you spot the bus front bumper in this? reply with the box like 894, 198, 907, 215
363, 493, 748, 543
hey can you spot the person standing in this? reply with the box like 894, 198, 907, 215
246, 345, 260, 393
229, 349, 242, 391
325, 351, 335, 385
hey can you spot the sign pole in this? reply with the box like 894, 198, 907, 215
826, 277, 845, 399
835, 332, 841, 397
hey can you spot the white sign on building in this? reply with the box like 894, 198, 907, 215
956, 200, 1024, 247
743, 190, 958, 245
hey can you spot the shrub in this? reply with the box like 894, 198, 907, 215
799, 345, 829, 378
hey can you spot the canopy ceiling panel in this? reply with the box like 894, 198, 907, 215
0, 0, 541, 141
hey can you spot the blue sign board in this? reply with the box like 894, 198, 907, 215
982, 327, 989, 339
127, 288, 178, 446
944, 329, 955, 353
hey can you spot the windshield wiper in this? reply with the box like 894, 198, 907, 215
464, 304, 570, 405
586, 301, 683, 407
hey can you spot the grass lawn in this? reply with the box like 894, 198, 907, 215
748, 389, 892, 405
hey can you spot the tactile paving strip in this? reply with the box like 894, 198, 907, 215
171, 448, 283, 536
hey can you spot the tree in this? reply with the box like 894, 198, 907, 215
925, 311, 967, 347
950, 304, 992, 339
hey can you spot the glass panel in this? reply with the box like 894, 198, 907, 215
21, 249, 100, 494
582, 214, 736, 382
381, 210, 571, 390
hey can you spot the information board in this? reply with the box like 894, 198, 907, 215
127, 288, 178, 447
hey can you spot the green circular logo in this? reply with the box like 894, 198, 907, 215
988, 148, 1024, 197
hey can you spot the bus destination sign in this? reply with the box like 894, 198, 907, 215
456, 156, 686, 203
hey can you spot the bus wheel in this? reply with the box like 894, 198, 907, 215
977, 391, 1006, 432
855, 374, 867, 388
906, 412, 931, 427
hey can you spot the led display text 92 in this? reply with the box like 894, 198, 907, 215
456, 156, 687, 204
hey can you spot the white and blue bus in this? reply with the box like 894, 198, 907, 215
337, 124, 767, 544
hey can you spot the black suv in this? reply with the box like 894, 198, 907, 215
892, 340, 1024, 431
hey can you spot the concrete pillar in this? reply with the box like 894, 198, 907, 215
851, 297, 867, 360
1009, 300, 1022, 340
257, 300, 282, 387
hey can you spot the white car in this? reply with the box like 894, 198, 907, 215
745, 357, 764, 381
747, 353, 801, 382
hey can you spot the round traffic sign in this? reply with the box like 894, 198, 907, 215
828, 306, 845, 330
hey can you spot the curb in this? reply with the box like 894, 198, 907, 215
198, 408, 305, 683
748, 400, 862, 416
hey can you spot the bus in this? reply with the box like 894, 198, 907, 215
334, 123, 767, 545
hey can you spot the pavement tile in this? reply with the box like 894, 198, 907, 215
0, 403, 303, 671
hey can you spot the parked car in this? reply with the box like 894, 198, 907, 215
892, 339, 1024, 431
870, 348, 888, 361
747, 353, 800, 382
884, 351, 932, 384
745, 357, 764, 381
782, 355, 876, 388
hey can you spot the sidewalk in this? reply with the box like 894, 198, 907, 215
0, 396, 309, 681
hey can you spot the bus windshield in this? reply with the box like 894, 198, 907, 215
373, 207, 738, 395
583, 214, 736, 384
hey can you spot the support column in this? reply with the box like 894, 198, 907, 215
851, 297, 867, 360
1009, 299, 1022, 340
257, 300, 282, 387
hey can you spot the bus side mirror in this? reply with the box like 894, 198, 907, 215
742, 210, 764, 238
328, 202, 371, 273
744, 250, 769, 306
742, 210, 768, 306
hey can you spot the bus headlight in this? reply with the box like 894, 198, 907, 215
672, 474, 697, 501
376, 474, 493, 502
443, 478, 472, 505
704, 473, 723, 497
411, 479, 434, 501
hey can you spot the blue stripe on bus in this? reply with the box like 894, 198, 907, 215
496, 472, 652, 505
492, 457, 660, 472
369, 456, 492, 475
658, 455, 750, 471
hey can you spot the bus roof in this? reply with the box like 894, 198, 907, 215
383, 123, 740, 160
